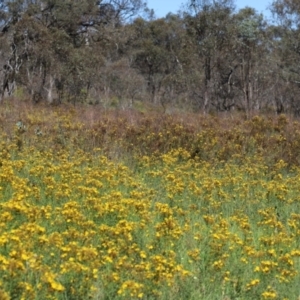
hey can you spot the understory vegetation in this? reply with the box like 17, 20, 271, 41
0, 100, 300, 299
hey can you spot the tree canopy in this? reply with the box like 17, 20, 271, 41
0, 0, 300, 116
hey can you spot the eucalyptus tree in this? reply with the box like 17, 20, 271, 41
0, 0, 147, 103
184, 0, 236, 112
271, 0, 300, 115
128, 14, 186, 107
231, 7, 268, 116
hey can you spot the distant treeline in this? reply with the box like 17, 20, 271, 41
0, 0, 299, 116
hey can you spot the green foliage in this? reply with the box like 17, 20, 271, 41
2, 0, 300, 115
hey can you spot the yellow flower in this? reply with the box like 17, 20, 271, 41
246, 279, 260, 290
0, 289, 10, 300
42, 271, 65, 292
50, 281, 65, 292
212, 260, 224, 270
262, 288, 277, 299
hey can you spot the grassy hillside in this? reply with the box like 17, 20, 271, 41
0, 100, 300, 299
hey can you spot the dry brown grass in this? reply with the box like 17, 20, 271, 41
1, 98, 300, 168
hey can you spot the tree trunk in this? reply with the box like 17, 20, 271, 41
203, 56, 211, 113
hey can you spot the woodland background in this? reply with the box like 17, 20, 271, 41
1, 0, 300, 117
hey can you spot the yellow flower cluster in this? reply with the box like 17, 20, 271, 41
0, 107, 300, 299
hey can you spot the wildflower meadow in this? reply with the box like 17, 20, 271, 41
0, 101, 300, 299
